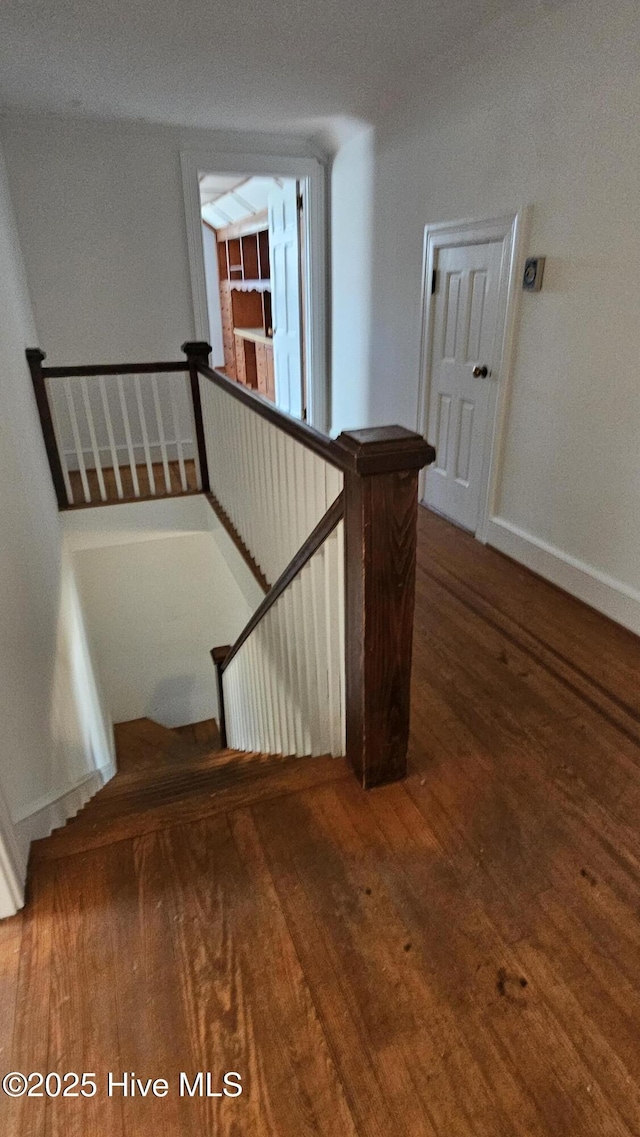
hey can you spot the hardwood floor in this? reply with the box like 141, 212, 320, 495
67, 458, 199, 506
4, 505, 640, 1135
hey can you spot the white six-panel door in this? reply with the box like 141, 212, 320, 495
268, 180, 303, 419
423, 240, 503, 532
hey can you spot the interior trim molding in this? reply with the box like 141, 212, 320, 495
180, 148, 329, 432
13, 763, 116, 859
486, 516, 640, 636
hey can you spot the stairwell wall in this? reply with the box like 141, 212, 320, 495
62, 496, 260, 731
0, 145, 115, 912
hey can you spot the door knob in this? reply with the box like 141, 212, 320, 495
472, 365, 489, 378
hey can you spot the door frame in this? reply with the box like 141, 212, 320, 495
417, 208, 531, 541
181, 149, 329, 432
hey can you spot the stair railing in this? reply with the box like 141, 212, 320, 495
184, 342, 435, 787
28, 340, 435, 787
26, 349, 208, 508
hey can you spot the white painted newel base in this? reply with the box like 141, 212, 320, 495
485, 517, 640, 638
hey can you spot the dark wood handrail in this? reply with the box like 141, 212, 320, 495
195, 356, 434, 475
195, 359, 347, 471
218, 492, 344, 675
41, 361, 188, 378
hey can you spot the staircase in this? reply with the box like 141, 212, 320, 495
29, 340, 436, 790
30, 719, 348, 862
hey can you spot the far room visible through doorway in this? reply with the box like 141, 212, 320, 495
181, 150, 328, 431
200, 174, 305, 419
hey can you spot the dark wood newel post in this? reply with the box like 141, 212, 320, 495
335, 427, 436, 789
182, 340, 212, 494
26, 347, 69, 509
211, 646, 231, 750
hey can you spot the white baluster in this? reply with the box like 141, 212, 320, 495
291, 576, 312, 754
231, 665, 242, 751
337, 519, 346, 755
248, 634, 265, 754
151, 375, 172, 494
254, 416, 268, 578
237, 647, 250, 751
64, 379, 91, 503
242, 406, 259, 561
271, 586, 292, 756
99, 377, 124, 499
256, 623, 276, 755
230, 665, 241, 751
49, 381, 74, 504
245, 408, 260, 565
264, 423, 280, 585
294, 439, 308, 555
117, 375, 140, 497
169, 377, 188, 492
283, 560, 304, 754
281, 434, 296, 568
134, 374, 155, 495
264, 610, 284, 755
271, 428, 286, 581
310, 547, 329, 754
325, 529, 343, 757
245, 636, 260, 753
80, 377, 107, 502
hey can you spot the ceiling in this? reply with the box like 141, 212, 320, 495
200, 175, 283, 229
0, 0, 532, 137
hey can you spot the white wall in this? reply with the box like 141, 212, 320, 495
332, 0, 640, 630
0, 144, 114, 911
330, 125, 375, 435
0, 115, 323, 366
65, 497, 258, 728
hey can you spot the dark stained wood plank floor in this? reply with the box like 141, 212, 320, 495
4, 505, 640, 1135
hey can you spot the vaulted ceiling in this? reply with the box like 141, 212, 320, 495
200, 175, 281, 228
0, 0, 532, 137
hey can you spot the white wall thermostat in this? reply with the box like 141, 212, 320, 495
523, 256, 545, 291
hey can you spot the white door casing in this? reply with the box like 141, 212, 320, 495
418, 210, 530, 541
180, 149, 329, 432
268, 180, 303, 418
425, 240, 502, 531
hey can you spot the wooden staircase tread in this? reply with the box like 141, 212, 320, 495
31, 753, 348, 862
113, 719, 185, 772
114, 718, 177, 748
113, 717, 223, 774
173, 718, 221, 752
68, 752, 300, 817
29, 716, 344, 866
99, 745, 253, 792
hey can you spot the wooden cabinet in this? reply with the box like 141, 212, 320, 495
234, 334, 258, 389
219, 287, 237, 379
256, 342, 275, 402
233, 331, 274, 401
216, 219, 273, 392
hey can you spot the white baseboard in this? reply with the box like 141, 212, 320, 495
485, 516, 640, 637
13, 763, 117, 860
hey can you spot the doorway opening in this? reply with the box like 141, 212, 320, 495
199, 174, 305, 419
418, 211, 529, 540
181, 151, 328, 431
